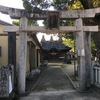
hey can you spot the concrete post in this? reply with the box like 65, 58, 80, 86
84, 32, 91, 88
75, 18, 86, 91
18, 17, 28, 94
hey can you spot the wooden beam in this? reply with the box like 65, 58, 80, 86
3, 26, 98, 33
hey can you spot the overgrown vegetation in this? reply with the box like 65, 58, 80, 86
12, 18, 38, 26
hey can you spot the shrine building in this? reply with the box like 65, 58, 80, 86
41, 35, 71, 61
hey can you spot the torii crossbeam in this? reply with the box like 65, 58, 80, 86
0, 5, 100, 19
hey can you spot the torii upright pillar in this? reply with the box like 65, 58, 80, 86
75, 18, 86, 91
18, 17, 28, 94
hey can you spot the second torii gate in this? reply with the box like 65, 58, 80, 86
0, 5, 100, 94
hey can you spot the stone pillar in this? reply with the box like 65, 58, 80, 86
8, 32, 16, 87
84, 32, 91, 88
75, 18, 86, 91
18, 17, 28, 94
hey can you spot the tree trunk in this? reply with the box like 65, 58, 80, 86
80, 0, 93, 9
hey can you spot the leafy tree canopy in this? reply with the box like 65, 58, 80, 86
93, 0, 100, 7
12, 19, 38, 26
62, 35, 75, 51
52, 0, 83, 10
12, 20, 20, 26
22, 0, 52, 10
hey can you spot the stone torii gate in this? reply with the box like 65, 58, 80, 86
0, 5, 100, 94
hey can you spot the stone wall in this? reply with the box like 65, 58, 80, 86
0, 65, 14, 97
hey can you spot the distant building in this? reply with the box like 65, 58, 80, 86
41, 35, 71, 61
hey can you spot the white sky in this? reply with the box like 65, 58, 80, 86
0, 0, 24, 23
0, 0, 58, 41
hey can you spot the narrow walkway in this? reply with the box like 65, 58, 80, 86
19, 65, 99, 100
31, 66, 73, 92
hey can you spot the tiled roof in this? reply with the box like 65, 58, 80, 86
0, 19, 13, 26
41, 41, 71, 52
